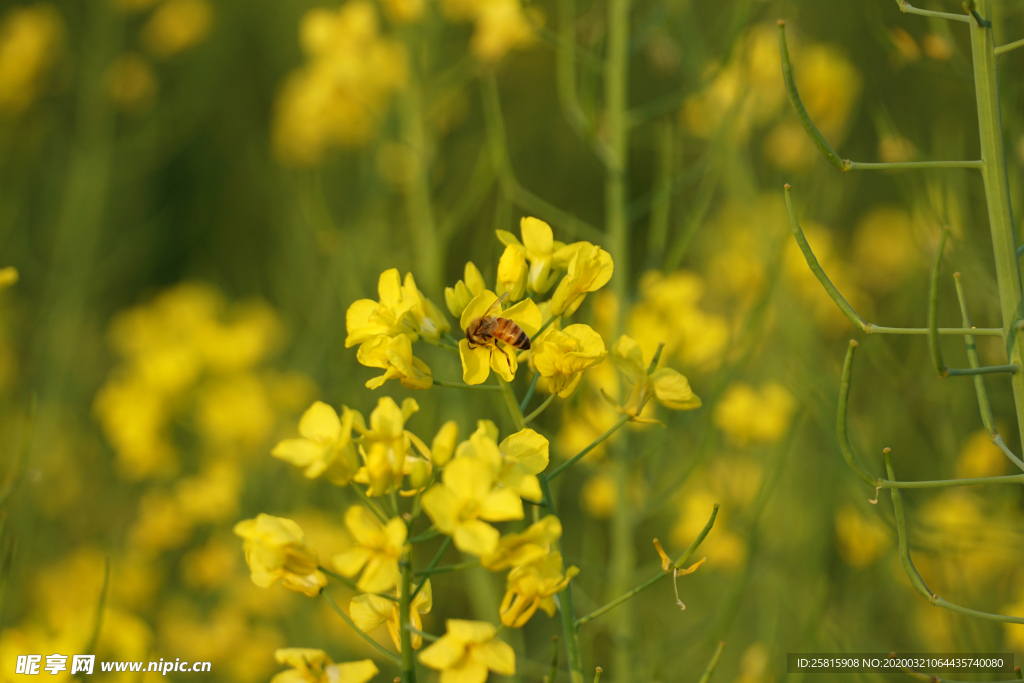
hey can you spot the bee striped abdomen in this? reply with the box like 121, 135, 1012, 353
492, 318, 530, 350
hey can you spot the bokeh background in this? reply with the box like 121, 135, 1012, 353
1, 0, 1024, 680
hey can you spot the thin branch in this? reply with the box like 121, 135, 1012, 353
524, 392, 557, 424
780, 23, 978, 171
575, 504, 718, 627
884, 450, 1024, 624
928, 229, 950, 377
432, 378, 503, 391
995, 37, 1024, 56
837, 341, 882, 487
403, 624, 439, 642
547, 414, 631, 481
946, 364, 1019, 376
697, 642, 726, 683
412, 536, 452, 601
895, 1, 971, 23
880, 473, 1024, 488
414, 559, 479, 576
784, 186, 1002, 337
519, 372, 542, 412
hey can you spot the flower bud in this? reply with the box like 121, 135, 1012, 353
431, 421, 458, 466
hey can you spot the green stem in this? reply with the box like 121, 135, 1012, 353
322, 591, 402, 665
881, 473, 1024, 488
397, 84, 442, 296
994, 37, 1024, 55
399, 555, 417, 682
519, 372, 542, 412
847, 160, 983, 170
545, 636, 559, 683
885, 450, 1024, 623
969, 0, 1024, 454
928, 229, 950, 377
414, 559, 479, 576
575, 504, 718, 627
896, 1, 971, 22
411, 536, 450, 601
404, 625, 439, 643
422, 336, 460, 354
408, 528, 441, 544
432, 378, 502, 390
539, 475, 585, 683
533, 315, 560, 340
547, 415, 631, 481
865, 326, 1002, 336
350, 483, 389, 524
319, 566, 401, 601
696, 642, 726, 683
946, 364, 1019, 375
523, 392, 557, 424
499, 377, 527, 430
836, 341, 880, 487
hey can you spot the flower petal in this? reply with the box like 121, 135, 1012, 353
298, 401, 341, 442
460, 339, 491, 385
453, 519, 500, 556
651, 368, 702, 410
478, 487, 524, 522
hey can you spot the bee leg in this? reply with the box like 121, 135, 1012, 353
493, 343, 513, 372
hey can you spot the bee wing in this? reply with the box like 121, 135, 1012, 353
484, 291, 509, 317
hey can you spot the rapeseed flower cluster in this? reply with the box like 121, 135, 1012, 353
0, 3, 63, 115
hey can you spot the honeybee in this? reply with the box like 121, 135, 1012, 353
465, 292, 530, 368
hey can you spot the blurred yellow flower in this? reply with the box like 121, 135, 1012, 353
851, 206, 921, 293
470, 0, 537, 62
610, 335, 702, 420
357, 333, 433, 390
834, 503, 890, 568
141, 0, 213, 58
956, 430, 1007, 479
351, 580, 431, 649
923, 33, 954, 61
532, 324, 607, 397
713, 382, 795, 445
379, 0, 425, 23
500, 552, 579, 628
628, 271, 729, 369
332, 507, 406, 593
418, 619, 516, 682
234, 514, 327, 597
0, 266, 16, 289
271, 649, 377, 683
431, 421, 459, 466
106, 52, 158, 113
0, 4, 62, 115
445, 262, 487, 317
272, 1, 407, 164
580, 474, 617, 519
175, 460, 241, 524
458, 289, 540, 384
422, 456, 524, 556
549, 243, 614, 317
273, 401, 363, 485
481, 515, 561, 571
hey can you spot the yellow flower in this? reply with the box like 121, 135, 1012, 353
496, 245, 528, 301
0, 4, 63, 115
454, 421, 549, 500
332, 507, 406, 593
445, 262, 487, 317
500, 552, 579, 628
233, 514, 327, 597
580, 474, 617, 519
271, 649, 377, 683
272, 401, 362, 485
418, 620, 516, 683
610, 335, 702, 421
497, 217, 568, 295
713, 382, 795, 445
105, 52, 158, 113
353, 396, 427, 496
356, 333, 433, 390
834, 503, 890, 569
421, 456, 524, 556
532, 324, 607, 397
549, 243, 614, 317
141, 0, 213, 58
481, 515, 561, 571
431, 421, 459, 467
350, 580, 432, 649
401, 271, 451, 340
345, 268, 419, 347
458, 290, 541, 384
